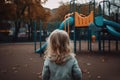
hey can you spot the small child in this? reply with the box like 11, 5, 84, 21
42, 29, 82, 80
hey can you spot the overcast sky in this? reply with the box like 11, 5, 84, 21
42, 0, 103, 9
42, 0, 68, 9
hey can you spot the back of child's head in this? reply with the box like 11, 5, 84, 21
46, 29, 74, 64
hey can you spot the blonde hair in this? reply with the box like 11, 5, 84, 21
45, 29, 74, 64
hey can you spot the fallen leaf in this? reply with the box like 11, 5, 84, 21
87, 71, 90, 74
97, 75, 101, 79
38, 75, 41, 79
86, 63, 91, 66
14, 70, 18, 73
88, 75, 91, 78
12, 67, 17, 70
30, 58, 33, 60
102, 59, 105, 62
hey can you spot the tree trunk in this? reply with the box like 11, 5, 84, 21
13, 20, 21, 41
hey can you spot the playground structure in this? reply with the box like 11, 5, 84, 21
34, 0, 120, 54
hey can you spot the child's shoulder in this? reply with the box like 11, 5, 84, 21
66, 53, 77, 62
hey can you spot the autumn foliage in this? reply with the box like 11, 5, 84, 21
0, 0, 50, 21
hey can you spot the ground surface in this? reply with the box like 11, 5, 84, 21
0, 43, 120, 80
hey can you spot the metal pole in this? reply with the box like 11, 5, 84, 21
39, 20, 42, 49
73, 0, 76, 12
89, 2, 91, 13
103, 32, 105, 51
108, 2, 110, 16
78, 4, 80, 13
88, 28, 90, 51
94, 0, 96, 16
70, 0, 72, 13
89, 29, 92, 51
34, 21, 37, 53
103, 0, 105, 16
98, 4, 102, 15
74, 27, 76, 53
98, 31, 101, 52
108, 39, 110, 52
116, 39, 118, 51
79, 28, 81, 51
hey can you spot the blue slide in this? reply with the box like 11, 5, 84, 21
36, 17, 74, 53
95, 16, 120, 37
104, 19, 120, 37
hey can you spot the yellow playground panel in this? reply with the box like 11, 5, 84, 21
75, 11, 94, 27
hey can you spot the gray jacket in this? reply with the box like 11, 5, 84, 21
42, 56, 82, 80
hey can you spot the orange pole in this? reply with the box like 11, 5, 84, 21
64, 13, 74, 35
